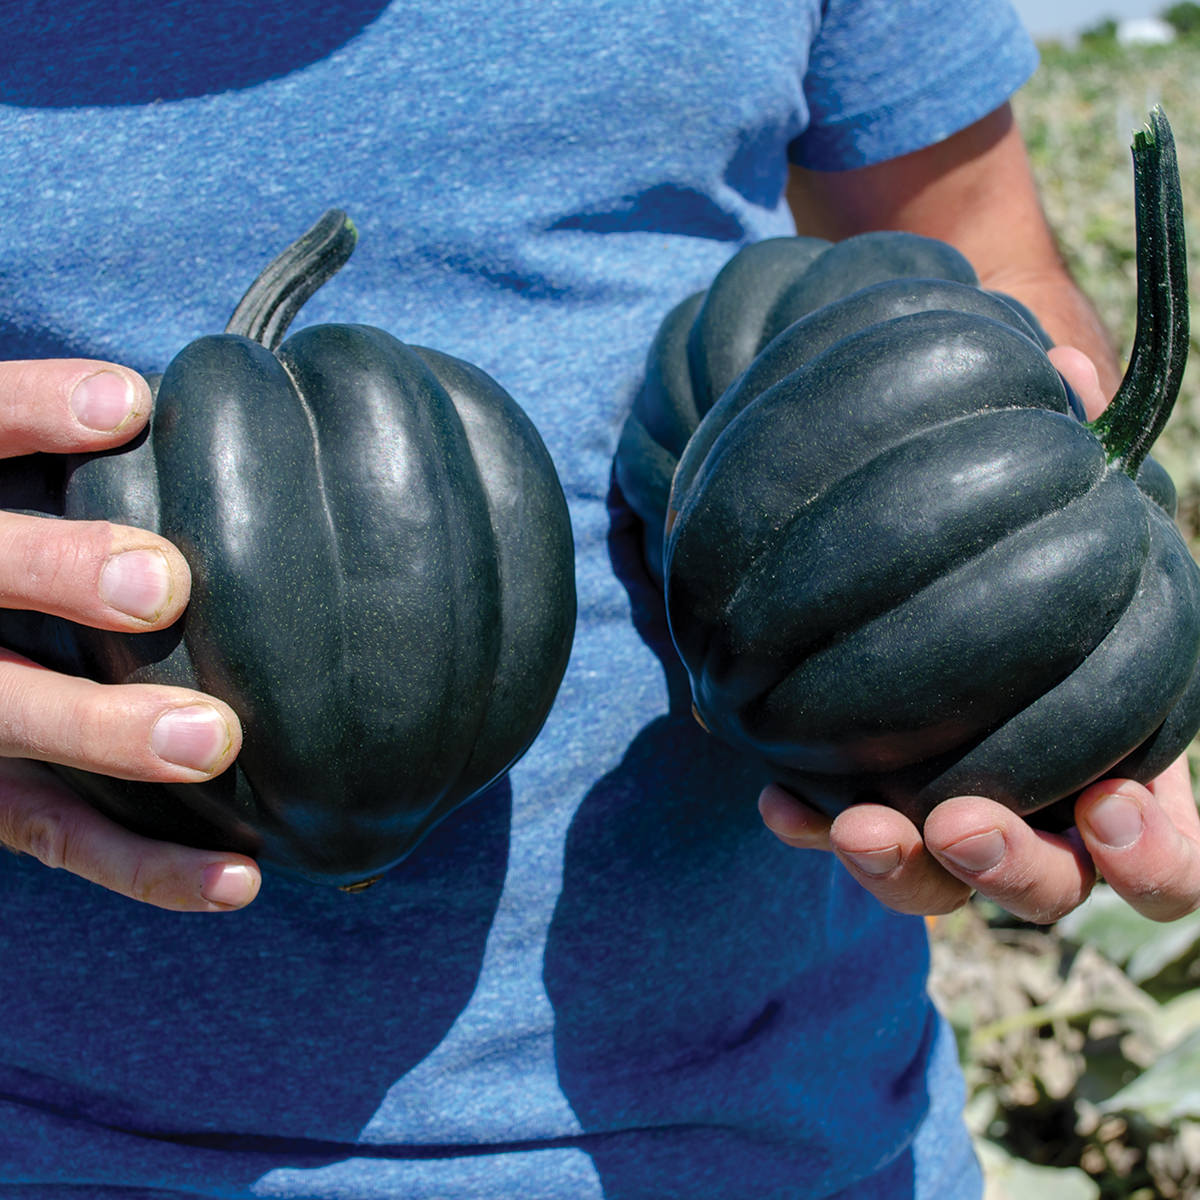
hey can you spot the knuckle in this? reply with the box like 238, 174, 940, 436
970, 858, 1043, 913
1151, 897, 1200, 923
992, 871, 1085, 926
0, 517, 113, 608
0, 663, 142, 777
0, 359, 145, 454
8, 802, 76, 870
1120, 881, 1200, 924
867, 866, 972, 918
926, 885, 974, 917
0, 665, 46, 758
1026, 899, 1078, 926
909, 882, 973, 918
0, 361, 52, 448
59, 685, 151, 776
126, 854, 155, 904
62, 693, 113, 764
775, 829, 830, 850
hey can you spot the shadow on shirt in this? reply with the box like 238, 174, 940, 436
4, 0, 393, 107
0, 776, 511, 1151
541, 481, 931, 1198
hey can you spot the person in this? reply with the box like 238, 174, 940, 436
2, 2, 1197, 1196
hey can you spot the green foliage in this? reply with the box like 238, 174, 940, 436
975, 1137, 1101, 1199
930, 894, 1200, 1199
1163, 3, 1200, 38
1057, 888, 1200, 987
1101, 1031, 1200, 1125
1080, 18, 1119, 48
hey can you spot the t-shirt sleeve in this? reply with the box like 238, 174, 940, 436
790, 0, 1039, 170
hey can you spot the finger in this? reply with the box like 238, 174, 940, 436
0, 758, 260, 911
1075, 763, 1200, 923
0, 511, 191, 630
1047, 345, 1107, 418
0, 359, 152, 456
0, 649, 241, 782
829, 804, 974, 916
758, 783, 833, 849
759, 785, 975, 915
1139, 753, 1198, 830
924, 796, 1095, 924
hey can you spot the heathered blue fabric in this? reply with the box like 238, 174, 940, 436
0, 2, 1036, 1196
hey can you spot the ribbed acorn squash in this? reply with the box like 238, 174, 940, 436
616, 109, 1200, 826
0, 211, 576, 885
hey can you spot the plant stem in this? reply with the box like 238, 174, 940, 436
224, 210, 358, 350
1090, 109, 1189, 477
969, 1002, 1091, 1051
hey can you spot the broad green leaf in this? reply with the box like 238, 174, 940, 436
975, 1138, 1100, 1200
1158, 989, 1200, 1050
1129, 919, 1200, 984
1101, 1029, 1200, 1124
1056, 885, 1200, 981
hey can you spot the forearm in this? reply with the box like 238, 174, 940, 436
787, 102, 1123, 395
971, 260, 1121, 397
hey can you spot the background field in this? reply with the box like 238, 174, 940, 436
926, 26, 1200, 1199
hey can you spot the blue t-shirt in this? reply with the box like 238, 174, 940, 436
0, 2, 1036, 1196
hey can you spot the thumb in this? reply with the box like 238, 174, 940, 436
1048, 345, 1107, 419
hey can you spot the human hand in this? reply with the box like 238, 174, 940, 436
759, 756, 1200, 923
0, 359, 258, 911
757, 346, 1200, 925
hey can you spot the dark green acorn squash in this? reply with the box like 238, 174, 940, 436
616, 109, 1200, 826
614, 225, 1073, 585
0, 211, 576, 885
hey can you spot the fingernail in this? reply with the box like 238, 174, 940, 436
70, 371, 137, 432
842, 846, 902, 877
1084, 793, 1144, 849
200, 863, 257, 909
99, 549, 172, 621
940, 829, 1006, 874
151, 705, 232, 773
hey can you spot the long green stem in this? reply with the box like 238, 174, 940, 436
1090, 108, 1189, 476
224, 210, 358, 350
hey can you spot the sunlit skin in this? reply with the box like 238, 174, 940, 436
0, 358, 256, 911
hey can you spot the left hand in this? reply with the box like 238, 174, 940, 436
758, 346, 1200, 925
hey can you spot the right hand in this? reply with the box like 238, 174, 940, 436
0, 359, 259, 911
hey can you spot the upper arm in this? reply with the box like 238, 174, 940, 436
786, 103, 1058, 283
787, 102, 1120, 388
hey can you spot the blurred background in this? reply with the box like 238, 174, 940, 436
930, 8, 1200, 1197
1012, 0, 1173, 38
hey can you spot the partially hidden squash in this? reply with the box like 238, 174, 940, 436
616, 109, 1200, 826
0, 211, 576, 885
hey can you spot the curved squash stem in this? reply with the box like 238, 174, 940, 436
224, 210, 358, 350
1089, 108, 1190, 477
